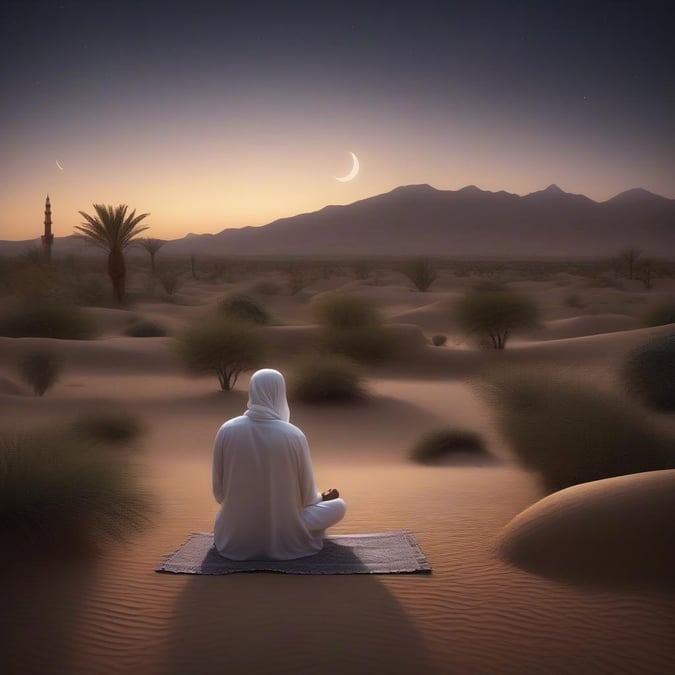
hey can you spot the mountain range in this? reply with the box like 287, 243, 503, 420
3, 184, 674, 258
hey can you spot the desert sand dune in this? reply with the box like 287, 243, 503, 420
498, 470, 675, 591
1, 273, 674, 675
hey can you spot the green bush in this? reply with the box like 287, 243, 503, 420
410, 428, 487, 464
431, 334, 447, 346
124, 319, 167, 337
71, 410, 144, 446
312, 293, 380, 330
454, 289, 539, 349
0, 430, 152, 551
477, 368, 675, 492
623, 333, 675, 411
642, 302, 675, 327
0, 299, 96, 339
290, 355, 365, 403
175, 316, 265, 390
18, 349, 61, 396
219, 293, 271, 325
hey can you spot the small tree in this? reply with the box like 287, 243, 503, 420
176, 317, 265, 391
157, 267, 183, 299
138, 238, 165, 275
454, 289, 538, 349
639, 258, 654, 290
18, 349, 61, 396
402, 258, 438, 292
618, 247, 642, 280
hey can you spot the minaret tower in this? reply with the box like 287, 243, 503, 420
42, 194, 54, 263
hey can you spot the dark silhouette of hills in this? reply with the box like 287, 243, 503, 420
2, 184, 673, 258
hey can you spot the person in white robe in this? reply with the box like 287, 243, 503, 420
212, 368, 346, 560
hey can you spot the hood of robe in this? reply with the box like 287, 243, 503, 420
245, 369, 291, 422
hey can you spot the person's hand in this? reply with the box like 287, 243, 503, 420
321, 488, 340, 501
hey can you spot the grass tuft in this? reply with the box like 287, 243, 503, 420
0, 430, 153, 552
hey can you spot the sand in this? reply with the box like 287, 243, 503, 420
1, 269, 674, 675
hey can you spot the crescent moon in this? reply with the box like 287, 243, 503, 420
334, 152, 359, 182
56, 160, 64, 171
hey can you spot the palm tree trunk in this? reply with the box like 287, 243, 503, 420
108, 247, 126, 304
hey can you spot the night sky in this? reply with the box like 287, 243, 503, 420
2, 0, 673, 240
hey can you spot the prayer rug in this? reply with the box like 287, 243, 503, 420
156, 531, 431, 575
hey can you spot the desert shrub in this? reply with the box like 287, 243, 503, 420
642, 301, 675, 327
290, 355, 364, 403
18, 349, 61, 396
319, 325, 395, 364
124, 319, 167, 337
477, 368, 675, 492
431, 334, 447, 346
175, 316, 265, 390
250, 279, 282, 296
312, 293, 380, 329
402, 258, 438, 292
219, 293, 271, 325
71, 410, 144, 446
564, 292, 585, 309
622, 333, 675, 411
0, 430, 152, 551
0, 299, 96, 339
70, 275, 108, 306
313, 294, 393, 363
410, 428, 487, 464
454, 289, 539, 349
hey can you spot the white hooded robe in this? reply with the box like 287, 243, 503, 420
212, 369, 325, 560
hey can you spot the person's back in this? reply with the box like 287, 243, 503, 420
212, 369, 346, 561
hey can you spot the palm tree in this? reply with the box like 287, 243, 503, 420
138, 237, 165, 275
75, 204, 150, 304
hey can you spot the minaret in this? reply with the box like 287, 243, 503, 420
42, 194, 54, 263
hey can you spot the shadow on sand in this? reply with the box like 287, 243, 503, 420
163, 564, 438, 675
0, 554, 96, 675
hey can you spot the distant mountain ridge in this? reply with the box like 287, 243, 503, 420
2, 184, 673, 258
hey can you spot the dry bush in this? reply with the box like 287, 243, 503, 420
290, 354, 365, 403
402, 258, 438, 292
477, 368, 675, 492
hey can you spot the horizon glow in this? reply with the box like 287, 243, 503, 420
1, 2, 673, 241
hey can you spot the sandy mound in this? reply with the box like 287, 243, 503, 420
529, 313, 640, 341
498, 470, 675, 590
